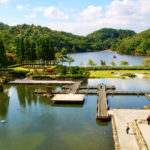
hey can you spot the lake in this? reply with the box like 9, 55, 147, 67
0, 78, 150, 150
66, 51, 146, 66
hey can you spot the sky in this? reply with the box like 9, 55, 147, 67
0, 0, 150, 35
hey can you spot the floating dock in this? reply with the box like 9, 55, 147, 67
51, 94, 84, 103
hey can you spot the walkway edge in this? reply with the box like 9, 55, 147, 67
111, 115, 121, 150
131, 120, 149, 150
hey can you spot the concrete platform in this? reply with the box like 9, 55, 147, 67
51, 94, 85, 103
109, 109, 150, 150
138, 123, 150, 150
9, 79, 75, 85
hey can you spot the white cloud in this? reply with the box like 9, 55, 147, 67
77, 5, 103, 21
44, 6, 69, 20
0, 0, 8, 3
24, 13, 36, 19
33, 7, 44, 12
46, 0, 150, 35
17, 5, 24, 10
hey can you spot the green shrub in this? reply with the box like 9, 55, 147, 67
32, 75, 52, 79
0, 84, 3, 91
121, 73, 136, 78
83, 66, 150, 70
57, 74, 88, 78
7, 64, 20, 68
9, 70, 30, 76
60, 66, 67, 75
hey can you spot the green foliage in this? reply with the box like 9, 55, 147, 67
111, 61, 116, 66
0, 22, 136, 55
60, 66, 67, 75
32, 75, 51, 79
0, 38, 8, 68
121, 73, 136, 78
100, 60, 106, 66
142, 58, 150, 66
116, 29, 150, 56
57, 74, 88, 78
66, 56, 74, 66
87, 59, 97, 66
82, 66, 150, 70
9, 70, 30, 76
120, 61, 129, 66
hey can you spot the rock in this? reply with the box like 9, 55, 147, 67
0, 120, 6, 124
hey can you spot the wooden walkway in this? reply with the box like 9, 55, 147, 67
34, 82, 150, 120
97, 84, 109, 120
69, 81, 82, 94
62, 85, 115, 90
107, 91, 150, 95
145, 93, 150, 101
9, 79, 75, 85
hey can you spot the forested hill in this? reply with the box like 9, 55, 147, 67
0, 22, 136, 53
116, 29, 150, 56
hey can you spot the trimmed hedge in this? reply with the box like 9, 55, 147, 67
32, 75, 52, 79
0, 84, 3, 91
121, 73, 136, 78
9, 70, 30, 76
56, 74, 88, 78
82, 66, 150, 70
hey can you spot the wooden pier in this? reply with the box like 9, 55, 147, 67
69, 81, 82, 94
34, 81, 150, 120
145, 93, 150, 101
97, 84, 109, 120
107, 91, 150, 95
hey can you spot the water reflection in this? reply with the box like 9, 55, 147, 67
15, 85, 59, 108
88, 78, 150, 91
0, 88, 10, 119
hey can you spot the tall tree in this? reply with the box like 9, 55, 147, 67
16, 37, 25, 64
0, 38, 7, 69
38, 37, 55, 65
120, 60, 129, 67
66, 56, 74, 66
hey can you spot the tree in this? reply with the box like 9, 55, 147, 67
0, 38, 7, 69
100, 60, 106, 66
142, 58, 150, 66
80, 61, 84, 66
120, 60, 129, 66
66, 56, 74, 66
16, 37, 25, 64
38, 37, 55, 65
111, 61, 116, 66
87, 59, 97, 67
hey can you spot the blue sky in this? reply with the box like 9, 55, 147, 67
0, 0, 150, 35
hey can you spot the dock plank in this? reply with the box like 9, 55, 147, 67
97, 84, 108, 119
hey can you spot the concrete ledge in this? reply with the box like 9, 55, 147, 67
131, 120, 148, 150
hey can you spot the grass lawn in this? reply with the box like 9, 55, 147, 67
89, 70, 150, 78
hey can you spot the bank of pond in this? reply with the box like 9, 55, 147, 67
0, 78, 150, 150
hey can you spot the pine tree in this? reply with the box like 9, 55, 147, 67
0, 38, 7, 68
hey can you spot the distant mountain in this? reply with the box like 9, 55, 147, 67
0, 22, 136, 54
116, 29, 150, 56
87, 28, 136, 50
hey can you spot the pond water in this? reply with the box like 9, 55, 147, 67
0, 78, 150, 150
66, 51, 146, 66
